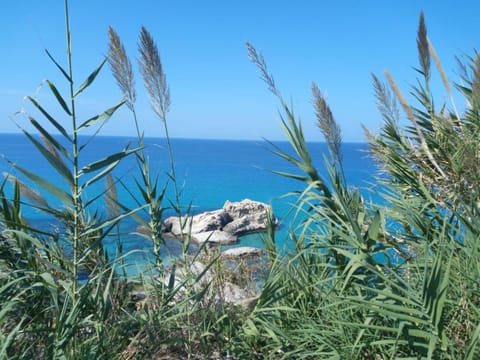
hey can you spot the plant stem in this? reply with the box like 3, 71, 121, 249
64, 0, 81, 297
129, 106, 164, 271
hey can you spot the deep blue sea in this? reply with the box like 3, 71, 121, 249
0, 134, 380, 274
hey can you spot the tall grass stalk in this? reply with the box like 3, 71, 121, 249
108, 26, 168, 271
109, 24, 215, 358
1, 0, 139, 356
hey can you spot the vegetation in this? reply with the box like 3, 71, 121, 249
0, 2, 479, 359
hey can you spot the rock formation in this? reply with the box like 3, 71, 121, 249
163, 199, 276, 245
220, 246, 265, 260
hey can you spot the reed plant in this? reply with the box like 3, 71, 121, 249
0, 0, 141, 357
108, 24, 230, 358
238, 12, 480, 360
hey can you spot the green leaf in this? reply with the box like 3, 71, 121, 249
45, 49, 72, 83
5, 229, 52, 251
102, 268, 115, 318
80, 158, 122, 194
81, 205, 144, 237
22, 128, 74, 186
8, 160, 73, 206
353, 297, 429, 325
365, 210, 382, 248
168, 264, 177, 290
0, 316, 24, 359
271, 170, 309, 182
27, 96, 71, 141
80, 147, 137, 174
78, 98, 126, 130
29, 117, 71, 161
74, 57, 107, 97
46, 80, 71, 115
134, 176, 151, 203
465, 322, 480, 360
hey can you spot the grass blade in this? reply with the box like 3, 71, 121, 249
8, 160, 73, 206
45, 49, 72, 83
78, 99, 125, 130
29, 117, 71, 161
74, 57, 108, 98
27, 96, 71, 141
46, 80, 71, 115
80, 147, 137, 174
21, 128, 74, 186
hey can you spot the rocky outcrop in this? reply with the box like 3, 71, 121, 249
220, 246, 265, 260
163, 199, 276, 245
222, 199, 273, 235
190, 230, 237, 245
165, 260, 257, 306
165, 209, 232, 235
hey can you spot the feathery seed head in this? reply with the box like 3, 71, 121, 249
472, 52, 480, 106
246, 42, 278, 96
372, 73, 399, 125
138, 27, 170, 121
417, 12, 430, 80
311, 82, 342, 163
108, 26, 136, 110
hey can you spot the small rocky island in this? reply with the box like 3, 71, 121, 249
160, 199, 275, 306
163, 198, 276, 246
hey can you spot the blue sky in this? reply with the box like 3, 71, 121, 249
0, 1, 478, 142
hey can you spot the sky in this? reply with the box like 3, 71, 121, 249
0, 1, 479, 142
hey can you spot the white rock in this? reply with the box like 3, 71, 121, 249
222, 199, 274, 235
221, 281, 249, 305
191, 230, 237, 245
163, 199, 276, 245
164, 209, 231, 235
220, 246, 265, 260
165, 261, 255, 307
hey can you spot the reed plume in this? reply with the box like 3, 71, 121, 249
138, 27, 170, 120
246, 42, 278, 96
417, 11, 430, 79
311, 82, 342, 164
372, 74, 399, 125
472, 53, 480, 105
108, 26, 136, 110
428, 40, 461, 123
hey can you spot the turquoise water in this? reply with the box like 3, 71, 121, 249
0, 134, 379, 272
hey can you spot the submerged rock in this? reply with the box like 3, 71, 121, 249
163, 199, 276, 245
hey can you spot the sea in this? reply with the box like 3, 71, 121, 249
0, 134, 380, 275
